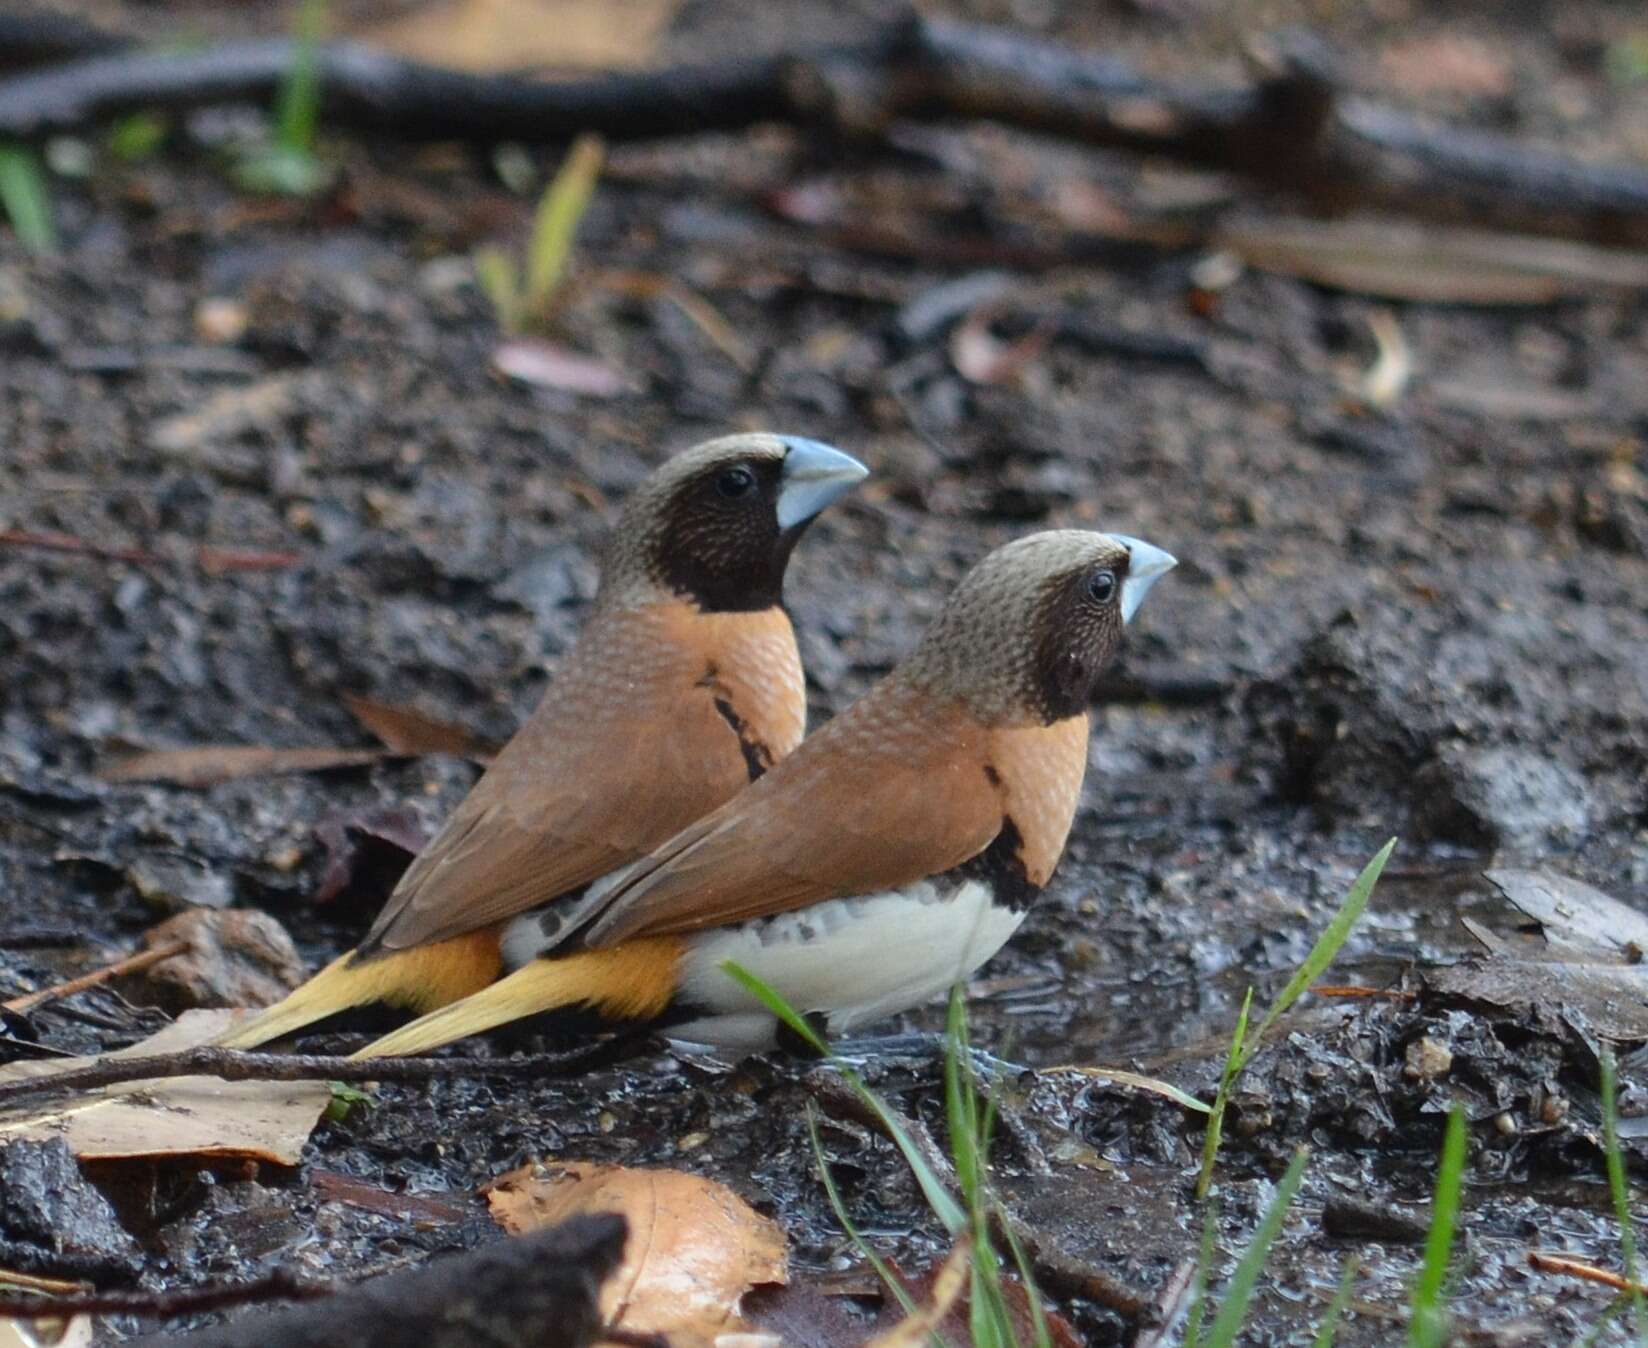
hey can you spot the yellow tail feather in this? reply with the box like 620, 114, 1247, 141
215, 930, 503, 1049
351, 936, 684, 1059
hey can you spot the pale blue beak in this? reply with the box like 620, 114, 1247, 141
1112, 534, 1177, 624
775, 437, 868, 530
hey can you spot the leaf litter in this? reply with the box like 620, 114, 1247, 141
0, 1012, 328, 1166
484, 1160, 786, 1345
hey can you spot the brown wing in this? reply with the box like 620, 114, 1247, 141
582, 682, 1005, 947
361, 603, 803, 953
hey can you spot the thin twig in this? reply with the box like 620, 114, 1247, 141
0, 1042, 620, 1110
0, 1269, 92, 1296
3, 940, 189, 1015
1311, 984, 1415, 1001
0, 1268, 331, 1321
1528, 1250, 1648, 1295
1135, 1257, 1197, 1347
0, 528, 302, 573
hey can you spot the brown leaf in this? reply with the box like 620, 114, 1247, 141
0, 1011, 329, 1165
862, 1241, 970, 1348
311, 1170, 477, 1225
1379, 35, 1512, 99
311, 808, 431, 907
362, 0, 681, 74
341, 693, 494, 759
485, 1161, 787, 1343
99, 745, 388, 788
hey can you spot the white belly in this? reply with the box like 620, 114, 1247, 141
670, 879, 1025, 1051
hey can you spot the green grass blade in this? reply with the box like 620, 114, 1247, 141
945, 988, 982, 1206
721, 958, 830, 1055
525, 133, 603, 316
1240, 838, 1396, 1073
1407, 1104, 1466, 1348
1200, 1148, 1308, 1348
473, 245, 523, 334
1312, 1256, 1360, 1348
998, 1204, 1053, 1348
1196, 985, 1253, 1199
807, 1108, 923, 1320
1601, 1049, 1648, 1346
276, 0, 326, 154
1183, 1202, 1219, 1348
0, 144, 56, 253
723, 960, 966, 1233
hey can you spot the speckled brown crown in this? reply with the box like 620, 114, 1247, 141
898, 530, 1134, 725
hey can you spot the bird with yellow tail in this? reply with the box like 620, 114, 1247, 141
354, 529, 1176, 1059
217, 433, 867, 1048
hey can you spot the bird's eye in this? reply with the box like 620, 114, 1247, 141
715, 466, 757, 499
1087, 569, 1118, 603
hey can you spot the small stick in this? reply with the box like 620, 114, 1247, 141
0, 1269, 93, 1296
0, 528, 301, 574
1311, 985, 1415, 1001
1528, 1250, 1648, 1295
3, 940, 189, 1015
0, 1268, 331, 1320
1134, 1258, 1197, 1347
0, 1042, 623, 1109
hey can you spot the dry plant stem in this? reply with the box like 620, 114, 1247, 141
1528, 1250, 1648, 1295
0, 1268, 331, 1321
0, 1269, 92, 1296
2, 940, 188, 1014
0, 1043, 619, 1109
0, 16, 1646, 244
1134, 1257, 1198, 1348
1310, 984, 1414, 1001
0, 528, 301, 573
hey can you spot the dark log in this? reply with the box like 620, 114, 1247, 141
0, 15, 1645, 246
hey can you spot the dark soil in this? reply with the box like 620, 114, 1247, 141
3, 0, 1648, 1343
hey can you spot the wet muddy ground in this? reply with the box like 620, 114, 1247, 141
3, 0, 1648, 1343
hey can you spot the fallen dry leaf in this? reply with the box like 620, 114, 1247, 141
362, 0, 681, 73
99, 745, 388, 788
877, 1247, 1085, 1348
341, 693, 494, 759
485, 1161, 786, 1344
0, 1011, 329, 1165
311, 808, 431, 906
1218, 216, 1648, 304
1378, 34, 1512, 99
492, 338, 629, 397
1485, 867, 1648, 960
